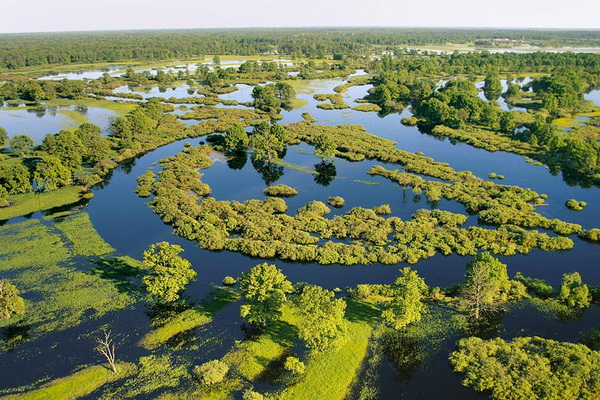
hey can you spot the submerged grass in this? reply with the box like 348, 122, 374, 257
54, 212, 115, 256
2, 363, 136, 400
139, 289, 240, 350
0, 186, 84, 221
0, 220, 135, 335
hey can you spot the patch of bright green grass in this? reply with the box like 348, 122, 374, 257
57, 109, 89, 125
277, 299, 375, 400
0, 220, 135, 334
139, 289, 240, 350
0, 186, 84, 221
54, 212, 114, 256
2, 363, 136, 400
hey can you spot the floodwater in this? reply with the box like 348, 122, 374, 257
1, 75, 599, 399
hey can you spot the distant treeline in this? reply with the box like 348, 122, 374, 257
2, 28, 600, 69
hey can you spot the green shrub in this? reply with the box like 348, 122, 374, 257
327, 196, 345, 208
284, 356, 306, 375
264, 184, 298, 197
566, 199, 586, 211
222, 276, 236, 286
401, 117, 419, 126
373, 204, 391, 215
193, 360, 229, 385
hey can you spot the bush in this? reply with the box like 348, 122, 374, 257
243, 389, 264, 400
193, 360, 229, 385
327, 196, 345, 208
222, 276, 236, 286
284, 356, 306, 375
566, 199, 586, 211
264, 184, 298, 197
401, 117, 419, 126
373, 204, 391, 215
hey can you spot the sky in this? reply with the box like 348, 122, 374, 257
1, 0, 599, 34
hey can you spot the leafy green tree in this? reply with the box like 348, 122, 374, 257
252, 85, 282, 114
0, 126, 7, 148
382, 267, 428, 330
499, 112, 516, 134
33, 156, 71, 191
0, 163, 31, 194
0, 280, 26, 319
74, 123, 111, 163
483, 74, 502, 101
293, 284, 347, 351
542, 94, 559, 115
238, 263, 293, 327
223, 123, 249, 153
461, 252, 510, 320
9, 135, 34, 154
142, 242, 196, 303
314, 133, 337, 160
450, 336, 600, 400
557, 272, 591, 309
41, 130, 85, 172
275, 82, 296, 101
249, 123, 286, 162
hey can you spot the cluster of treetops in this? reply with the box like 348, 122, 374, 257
4, 238, 596, 399
135, 123, 599, 266
1, 28, 600, 69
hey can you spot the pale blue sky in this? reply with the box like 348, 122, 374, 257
1, 0, 599, 34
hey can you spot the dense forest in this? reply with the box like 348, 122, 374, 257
2, 28, 600, 69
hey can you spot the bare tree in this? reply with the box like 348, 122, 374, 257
461, 263, 504, 320
95, 330, 118, 374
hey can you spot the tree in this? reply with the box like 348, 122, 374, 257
483, 74, 502, 101
33, 156, 71, 191
293, 284, 347, 351
0, 126, 7, 148
249, 123, 286, 162
284, 356, 306, 375
0, 280, 25, 319
95, 330, 118, 374
461, 252, 510, 320
314, 133, 337, 160
223, 123, 249, 153
557, 272, 590, 309
275, 82, 296, 101
238, 263, 293, 327
142, 242, 196, 303
382, 267, 428, 330
0, 163, 31, 195
74, 123, 111, 163
41, 130, 85, 172
9, 134, 34, 154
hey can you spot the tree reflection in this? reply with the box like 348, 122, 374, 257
252, 157, 284, 186
381, 330, 424, 384
313, 161, 337, 186
227, 151, 247, 170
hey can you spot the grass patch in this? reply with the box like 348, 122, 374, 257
353, 104, 381, 112
139, 289, 239, 350
2, 363, 136, 400
277, 299, 375, 400
54, 212, 114, 256
57, 109, 89, 125
51, 98, 137, 115
0, 186, 84, 221
0, 220, 135, 335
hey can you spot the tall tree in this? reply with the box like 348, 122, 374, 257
293, 284, 347, 351
9, 135, 34, 155
382, 267, 428, 330
142, 242, 196, 303
314, 133, 337, 160
33, 156, 71, 191
238, 263, 293, 327
461, 252, 510, 320
223, 123, 249, 153
483, 74, 503, 101
41, 130, 85, 172
557, 272, 591, 309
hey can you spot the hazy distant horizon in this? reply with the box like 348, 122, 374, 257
2, 0, 598, 34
